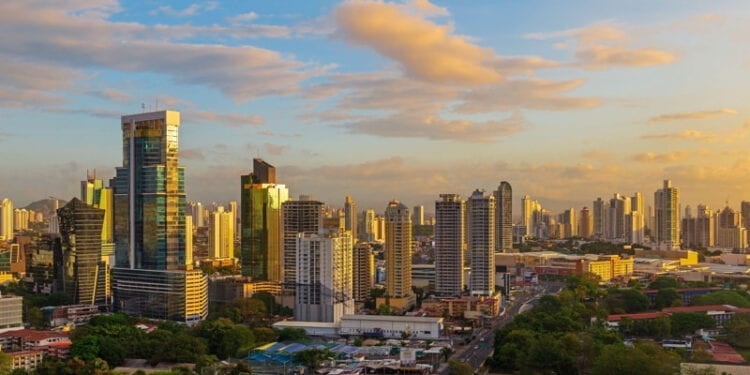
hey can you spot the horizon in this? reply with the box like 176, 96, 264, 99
1, 1, 749, 214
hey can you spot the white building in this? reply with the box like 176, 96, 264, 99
295, 230, 354, 323
339, 315, 443, 340
0, 198, 13, 241
209, 206, 234, 259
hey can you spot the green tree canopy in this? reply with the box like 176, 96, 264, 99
692, 290, 750, 307
648, 276, 679, 290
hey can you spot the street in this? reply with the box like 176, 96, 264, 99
436, 283, 563, 374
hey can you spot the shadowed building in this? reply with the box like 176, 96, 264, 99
493, 182, 512, 252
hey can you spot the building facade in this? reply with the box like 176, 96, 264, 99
434, 194, 464, 297
655, 180, 680, 250
353, 243, 375, 303
281, 198, 323, 293
110, 110, 207, 322
467, 190, 495, 296
494, 181, 512, 252
240, 158, 289, 282
381, 201, 414, 310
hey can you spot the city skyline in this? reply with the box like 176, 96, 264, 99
2, 1, 750, 213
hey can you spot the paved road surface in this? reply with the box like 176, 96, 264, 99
436, 283, 563, 374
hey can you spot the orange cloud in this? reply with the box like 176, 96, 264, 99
334, 1, 501, 84
632, 151, 689, 163
640, 129, 717, 142
649, 108, 738, 123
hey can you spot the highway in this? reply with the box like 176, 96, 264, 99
436, 283, 563, 374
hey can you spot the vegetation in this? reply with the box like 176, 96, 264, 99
447, 359, 474, 375
692, 290, 750, 307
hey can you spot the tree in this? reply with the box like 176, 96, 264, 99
441, 347, 452, 362
447, 359, 474, 375
276, 327, 306, 342
648, 276, 679, 290
605, 288, 649, 313
723, 313, 750, 348
692, 290, 750, 307
376, 303, 393, 315
26, 306, 45, 328
654, 288, 682, 309
70, 335, 100, 362
252, 327, 277, 344
592, 342, 679, 375
0, 352, 11, 374
670, 312, 716, 336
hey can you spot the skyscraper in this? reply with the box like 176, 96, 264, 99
609, 194, 630, 240
209, 206, 234, 259
592, 197, 606, 239
353, 243, 375, 303
654, 180, 680, 250
579, 207, 592, 238
435, 194, 464, 297
0, 198, 14, 241
412, 205, 424, 226
281, 198, 323, 293
295, 230, 354, 323
382, 201, 414, 311
362, 209, 376, 242
344, 196, 358, 243
494, 181, 512, 252
467, 190, 495, 296
111, 110, 207, 323
240, 158, 289, 281
682, 204, 714, 248
57, 198, 107, 305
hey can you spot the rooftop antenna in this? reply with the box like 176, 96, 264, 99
141, 103, 146, 113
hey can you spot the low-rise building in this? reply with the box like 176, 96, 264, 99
11, 350, 44, 372
421, 295, 500, 318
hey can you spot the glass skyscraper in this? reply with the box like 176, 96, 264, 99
240, 159, 288, 282
111, 110, 207, 323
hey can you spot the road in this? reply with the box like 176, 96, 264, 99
437, 283, 563, 374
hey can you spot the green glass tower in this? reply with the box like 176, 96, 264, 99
240, 159, 288, 281
111, 110, 207, 323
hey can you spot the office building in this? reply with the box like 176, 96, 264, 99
344, 196, 358, 243
281, 198, 323, 293
592, 197, 607, 239
240, 159, 289, 282
209, 207, 234, 259
110, 110, 207, 323
0, 199, 13, 241
467, 190, 495, 296
361, 209, 376, 242
380, 201, 415, 311
558, 208, 577, 238
682, 205, 714, 248
654, 180, 680, 250
353, 243, 375, 303
579, 207, 593, 238
717, 206, 747, 251
608, 194, 630, 240
56, 198, 107, 305
412, 205, 424, 226
80, 172, 115, 296
493, 181, 512, 252
434, 194, 465, 297
0, 295, 23, 334
295, 230, 354, 323
521, 195, 541, 239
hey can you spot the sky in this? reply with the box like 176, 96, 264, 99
1, 0, 750, 216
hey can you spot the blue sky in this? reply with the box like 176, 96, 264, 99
1, 0, 749, 215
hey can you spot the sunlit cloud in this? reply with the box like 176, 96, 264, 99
632, 151, 690, 163
640, 130, 718, 142
188, 110, 265, 128
649, 108, 738, 123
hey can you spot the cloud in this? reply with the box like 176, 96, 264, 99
582, 149, 612, 161
189, 110, 265, 128
257, 130, 301, 138
409, 0, 449, 17
227, 12, 259, 24
180, 148, 205, 160
263, 142, 286, 155
527, 23, 677, 70
456, 78, 601, 113
649, 108, 738, 123
640, 129, 718, 142
0, 56, 82, 108
342, 111, 526, 142
632, 151, 689, 163
334, 0, 501, 84
87, 88, 131, 103
0, 2, 311, 104
150, 2, 218, 17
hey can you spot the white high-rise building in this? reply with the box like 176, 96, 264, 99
209, 207, 234, 259
0, 199, 14, 241
467, 190, 495, 296
655, 180, 680, 250
435, 194, 464, 297
295, 230, 354, 323
344, 196, 358, 243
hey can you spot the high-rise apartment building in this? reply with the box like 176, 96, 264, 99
579, 207, 593, 238
295, 230, 354, 323
412, 205, 424, 226
435, 194, 465, 297
353, 243, 375, 302
281, 198, 323, 293
361, 209, 376, 242
344, 196, 358, 243
654, 180, 680, 250
592, 197, 606, 239
0, 199, 14, 241
382, 201, 414, 311
57, 198, 107, 305
627, 193, 645, 245
558, 208, 577, 238
717, 206, 747, 251
494, 181, 512, 252
467, 190, 495, 297
682, 204, 714, 248
521, 195, 541, 239
209, 206, 234, 259
111, 110, 207, 323
608, 194, 630, 240
240, 159, 289, 281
